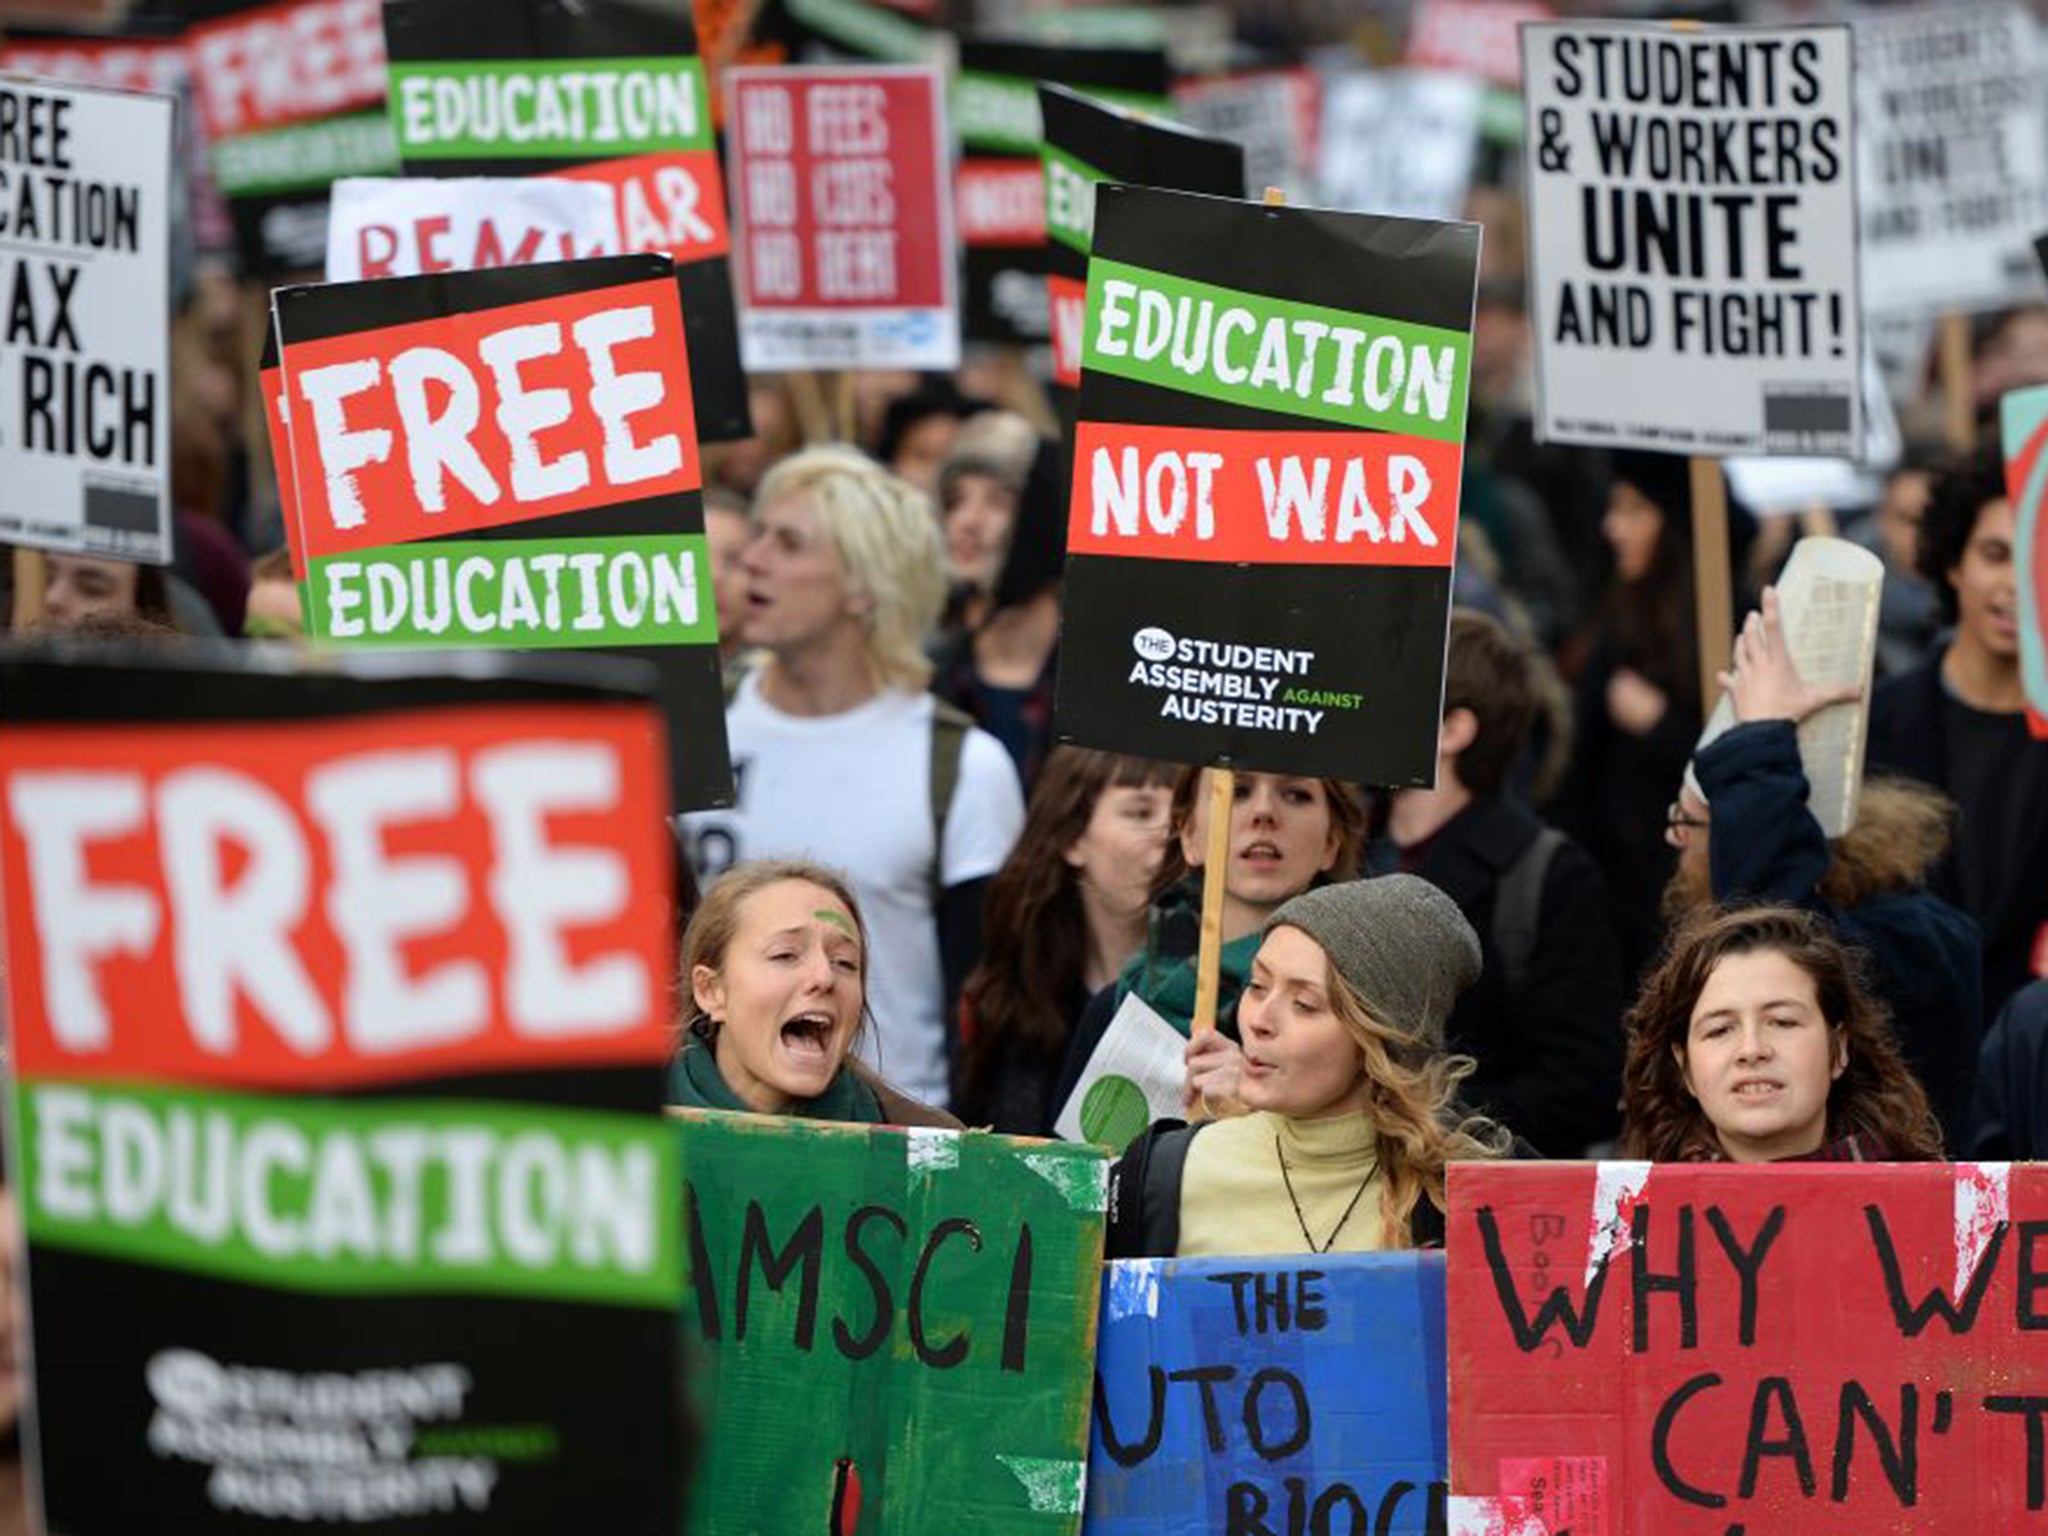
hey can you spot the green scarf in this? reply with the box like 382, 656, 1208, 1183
1113, 883, 1262, 1038
668, 1036, 885, 1124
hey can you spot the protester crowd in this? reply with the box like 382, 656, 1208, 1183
5, 4, 2048, 1334
23, 238, 2045, 1194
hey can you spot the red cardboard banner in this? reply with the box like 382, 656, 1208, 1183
0, 34, 186, 97
278, 277, 699, 561
957, 158, 1046, 246
727, 68, 949, 311
1406, 0, 1552, 88
186, 0, 387, 140
553, 150, 732, 263
1448, 1162, 2048, 1536
259, 359, 301, 577
0, 703, 672, 1090
1050, 272, 1087, 388
1069, 422, 1462, 567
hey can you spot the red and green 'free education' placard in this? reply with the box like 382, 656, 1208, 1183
1057, 184, 1480, 786
273, 253, 734, 812
0, 646, 684, 1536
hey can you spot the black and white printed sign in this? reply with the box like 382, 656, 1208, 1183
0, 78, 173, 562
1856, 3, 2048, 320
1522, 21, 1861, 458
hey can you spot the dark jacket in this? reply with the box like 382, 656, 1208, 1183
1558, 633, 1700, 982
1696, 719, 1982, 1149
1968, 981, 2048, 1160
1378, 791, 1626, 1157
1868, 643, 2048, 1020
955, 977, 1089, 1137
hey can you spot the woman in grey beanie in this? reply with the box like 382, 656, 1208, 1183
1104, 874, 1509, 1258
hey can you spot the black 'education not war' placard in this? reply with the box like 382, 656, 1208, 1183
1057, 185, 1480, 788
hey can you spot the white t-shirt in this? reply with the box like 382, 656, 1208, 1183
680, 673, 1025, 1108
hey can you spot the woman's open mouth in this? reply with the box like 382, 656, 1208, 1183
1239, 840, 1283, 865
779, 1012, 837, 1061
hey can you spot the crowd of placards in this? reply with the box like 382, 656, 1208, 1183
4, 0, 2048, 1532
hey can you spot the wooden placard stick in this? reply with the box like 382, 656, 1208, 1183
12, 547, 46, 632
1189, 182, 1290, 1052
1939, 311, 1975, 452
1188, 764, 1236, 1042
1690, 455, 1733, 715
788, 370, 835, 445
832, 368, 859, 445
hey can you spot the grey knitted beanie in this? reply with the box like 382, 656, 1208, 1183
1262, 874, 1482, 1049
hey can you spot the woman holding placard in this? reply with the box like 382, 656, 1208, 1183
1052, 767, 1365, 1110
669, 859, 958, 1128
1618, 905, 1942, 1163
955, 746, 1177, 1135
1103, 875, 1509, 1257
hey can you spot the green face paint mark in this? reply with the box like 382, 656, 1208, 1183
814, 908, 857, 938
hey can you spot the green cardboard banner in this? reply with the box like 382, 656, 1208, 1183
679, 1112, 1109, 1534
389, 56, 715, 159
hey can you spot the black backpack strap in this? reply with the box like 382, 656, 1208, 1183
1408, 1192, 1447, 1249
927, 696, 973, 897
1492, 826, 1566, 992
1105, 1119, 1201, 1258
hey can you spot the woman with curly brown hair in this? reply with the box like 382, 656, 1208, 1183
954, 747, 1176, 1134
1104, 875, 1511, 1257
1620, 905, 1943, 1163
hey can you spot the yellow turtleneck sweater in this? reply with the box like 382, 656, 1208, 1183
1177, 1109, 1389, 1257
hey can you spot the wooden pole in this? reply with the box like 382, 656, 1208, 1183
12, 547, 46, 632
1939, 312, 1975, 453
832, 368, 859, 445
1188, 181, 1291, 1051
1690, 456, 1732, 717
1189, 766, 1236, 1040
788, 370, 835, 445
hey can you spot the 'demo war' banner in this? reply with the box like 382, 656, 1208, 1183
381, 0, 751, 441
1058, 185, 1479, 787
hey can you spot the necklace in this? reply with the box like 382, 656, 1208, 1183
1275, 1133, 1377, 1254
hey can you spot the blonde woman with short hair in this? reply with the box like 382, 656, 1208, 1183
679, 447, 1025, 1112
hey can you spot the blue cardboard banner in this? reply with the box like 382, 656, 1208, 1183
1085, 1253, 1448, 1535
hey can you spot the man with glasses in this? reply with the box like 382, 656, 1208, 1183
1663, 587, 1982, 1150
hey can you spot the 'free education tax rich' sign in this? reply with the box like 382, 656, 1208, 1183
1056, 185, 1480, 786
272, 254, 733, 812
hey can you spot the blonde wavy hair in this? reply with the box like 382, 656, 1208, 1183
754, 445, 946, 691
1322, 958, 1512, 1245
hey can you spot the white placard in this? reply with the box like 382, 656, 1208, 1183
0, 77, 173, 564
1855, 3, 2048, 321
1690, 536, 1883, 838
1723, 345, 1901, 510
1522, 21, 1862, 458
1054, 992, 1188, 1148
324, 176, 619, 282
1174, 70, 1319, 206
1317, 68, 1482, 222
